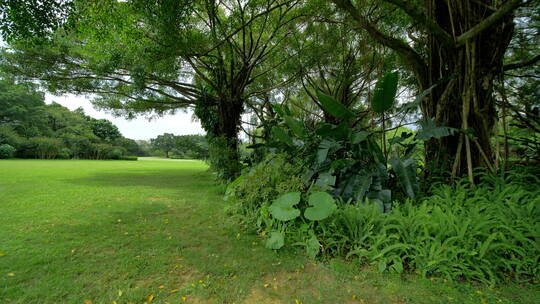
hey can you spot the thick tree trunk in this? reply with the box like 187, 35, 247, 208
212, 96, 243, 179
422, 0, 514, 178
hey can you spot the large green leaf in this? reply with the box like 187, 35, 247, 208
271, 126, 293, 146
389, 157, 418, 199
351, 131, 371, 144
265, 231, 285, 250
316, 139, 340, 163
284, 116, 305, 137
367, 138, 385, 164
316, 90, 355, 120
304, 191, 337, 221
269, 192, 301, 221
416, 119, 458, 140
372, 71, 399, 113
315, 172, 336, 188
354, 174, 372, 202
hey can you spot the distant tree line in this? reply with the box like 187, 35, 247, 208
0, 78, 141, 159
145, 133, 208, 160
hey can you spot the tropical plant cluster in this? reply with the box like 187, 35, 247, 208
227, 79, 540, 284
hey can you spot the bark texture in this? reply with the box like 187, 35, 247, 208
423, 0, 515, 177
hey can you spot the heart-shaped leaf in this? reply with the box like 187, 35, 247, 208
304, 191, 336, 221
265, 231, 284, 250
269, 192, 301, 221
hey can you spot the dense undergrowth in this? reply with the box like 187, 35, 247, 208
227, 159, 540, 285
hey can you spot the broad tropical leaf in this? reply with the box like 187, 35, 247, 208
284, 116, 305, 137
269, 192, 301, 221
271, 126, 293, 146
315, 172, 336, 188
372, 71, 399, 113
351, 131, 371, 144
389, 157, 418, 199
316, 90, 355, 120
304, 191, 337, 221
416, 119, 458, 140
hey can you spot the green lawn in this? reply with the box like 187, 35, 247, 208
0, 159, 538, 304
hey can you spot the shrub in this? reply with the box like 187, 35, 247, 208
108, 148, 124, 160
227, 153, 306, 227
121, 155, 138, 161
57, 147, 72, 159
207, 136, 243, 181
0, 144, 16, 159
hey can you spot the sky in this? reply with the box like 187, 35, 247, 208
45, 94, 205, 140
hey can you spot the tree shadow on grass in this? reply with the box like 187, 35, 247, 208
66, 168, 216, 191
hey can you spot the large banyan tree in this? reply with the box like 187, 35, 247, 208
0, 0, 303, 180
332, 0, 537, 179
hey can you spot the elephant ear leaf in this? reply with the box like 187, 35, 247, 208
269, 192, 301, 221
316, 90, 355, 120
304, 191, 336, 221
265, 231, 285, 250
372, 71, 399, 113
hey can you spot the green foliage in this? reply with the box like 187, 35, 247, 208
304, 192, 337, 221
0, 78, 138, 159
207, 136, 243, 181
318, 176, 540, 284
226, 153, 306, 226
371, 71, 399, 113
120, 155, 138, 161
269, 192, 301, 221
0, 143, 16, 158
316, 91, 355, 120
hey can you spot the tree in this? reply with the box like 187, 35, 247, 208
1, 0, 304, 180
151, 133, 176, 158
331, 0, 537, 180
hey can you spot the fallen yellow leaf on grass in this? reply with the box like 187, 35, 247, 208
0, 253, 5, 257
7, 273, 14, 277
118, 290, 123, 297
181, 296, 187, 301
159, 285, 165, 289
170, 289, 179, 293
83, 300, 92, 304
147, 295, 154, 302
263, 283, 269, 288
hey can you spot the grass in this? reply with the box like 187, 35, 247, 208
0, 159, 538, 304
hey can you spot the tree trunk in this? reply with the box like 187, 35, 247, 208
422, 0, 514, 178
212, 96, 243, 179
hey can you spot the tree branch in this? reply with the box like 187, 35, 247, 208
503, 54, 540, 71
383, 0, 453, 45
331, 0, 428, 87
456, 0, 523, 46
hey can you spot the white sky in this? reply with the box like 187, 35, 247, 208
45, 94, 205, 140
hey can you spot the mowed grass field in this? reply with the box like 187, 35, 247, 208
0, 159, 538, 304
